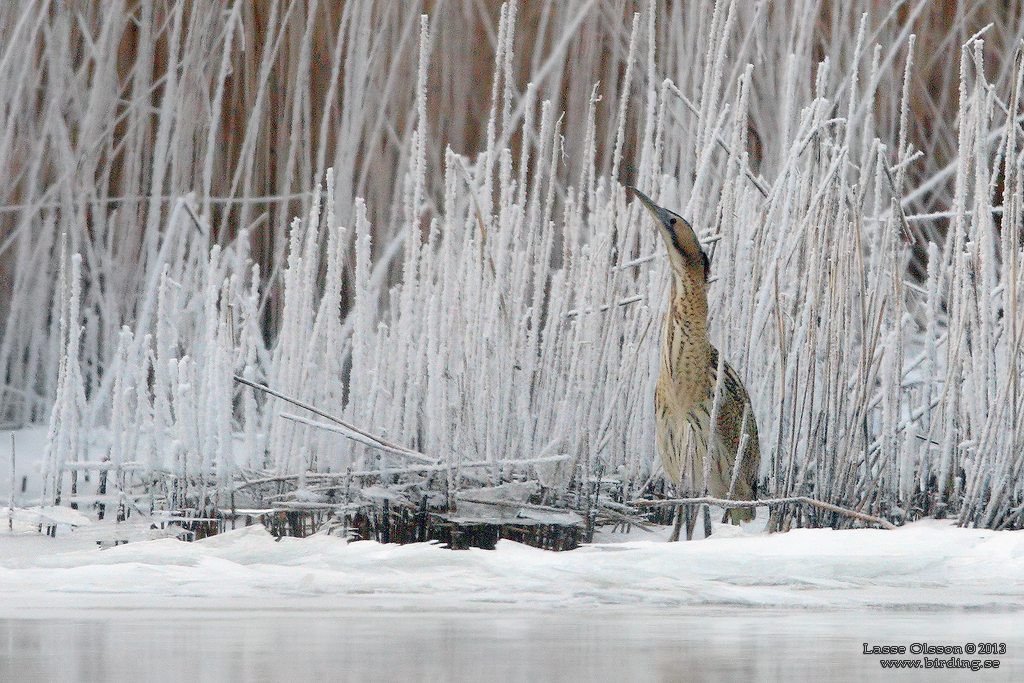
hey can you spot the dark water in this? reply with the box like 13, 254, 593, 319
1, 606, 1021, 682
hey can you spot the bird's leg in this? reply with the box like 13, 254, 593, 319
684, 503, 697, 540
668, 483, 685, 542
669, 505, 683, 542
767, 504, 782, 533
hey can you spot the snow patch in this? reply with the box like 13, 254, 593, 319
2, 519, 1022, 612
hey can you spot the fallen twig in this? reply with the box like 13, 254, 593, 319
594, 505, 655, 532
630, 496, 897, 530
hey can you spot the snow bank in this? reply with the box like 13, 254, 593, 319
2, 519, 1022, 613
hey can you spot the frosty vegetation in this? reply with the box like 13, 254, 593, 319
3, 1, 1023, 532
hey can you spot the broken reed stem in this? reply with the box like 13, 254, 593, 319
8, 432, 13, 531
235, 375, 438, 464
279, 411, 438, 464
234, 452, 574, 491
631, 495, 897, 530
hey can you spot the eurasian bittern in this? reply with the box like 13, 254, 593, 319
628, 186, 760, 541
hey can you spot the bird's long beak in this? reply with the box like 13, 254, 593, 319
625, 185, 660, 218
626, 185, 678, 230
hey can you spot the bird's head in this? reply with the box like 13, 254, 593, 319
626, 186, 710, 283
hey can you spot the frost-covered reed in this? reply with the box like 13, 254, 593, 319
10, 1, 1024, 530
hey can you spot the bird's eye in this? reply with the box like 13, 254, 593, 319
668, 217, 676, 227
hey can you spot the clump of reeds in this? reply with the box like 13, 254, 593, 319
12, 0, 1024, 534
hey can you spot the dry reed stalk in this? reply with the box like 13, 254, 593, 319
9, 2, 1021, 534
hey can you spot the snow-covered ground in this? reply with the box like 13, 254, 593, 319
2, 513, 1022, 613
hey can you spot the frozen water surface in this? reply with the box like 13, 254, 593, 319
1, 605, 1021, 683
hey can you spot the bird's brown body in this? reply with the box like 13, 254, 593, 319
628, 187, 760, 536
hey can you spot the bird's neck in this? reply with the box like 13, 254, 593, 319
667, 272, 710, 341
660, 272, 714, 397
